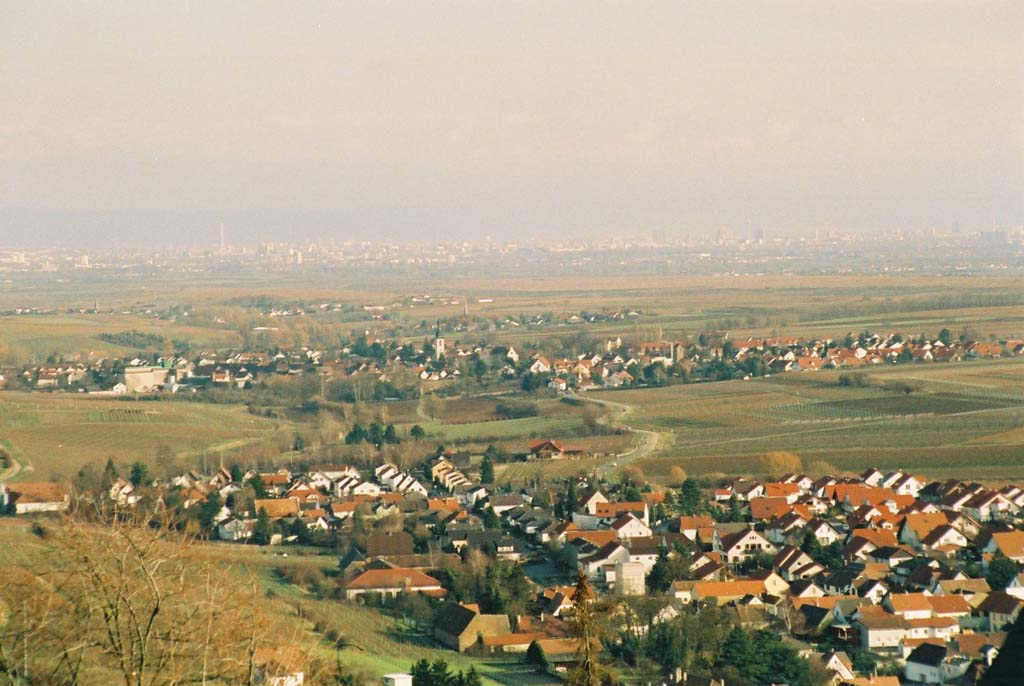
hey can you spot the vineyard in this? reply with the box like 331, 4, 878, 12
0, 393, 290, 480
606, 358, 1024, 482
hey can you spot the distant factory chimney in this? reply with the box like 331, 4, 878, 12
220, 223, 225, 252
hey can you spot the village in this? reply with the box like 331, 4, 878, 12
4, 440, 1023, 686
4, 326, 1022, 396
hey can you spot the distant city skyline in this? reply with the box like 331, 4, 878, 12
1, 1, 1021, 248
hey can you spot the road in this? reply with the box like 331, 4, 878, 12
572, 394, 662, 477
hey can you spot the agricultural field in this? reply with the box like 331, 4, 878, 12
402, 394, 636, 465
0, 312, 244, 363
0, 393, 293, 481
606, 357, 1024, 483
3, 271, 1023, 364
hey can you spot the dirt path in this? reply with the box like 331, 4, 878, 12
572, 394, 662, 477
0, 447, 25, 482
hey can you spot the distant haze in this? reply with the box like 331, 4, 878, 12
1, 1, 1021, 247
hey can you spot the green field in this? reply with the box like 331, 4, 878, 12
603, 358, 1024, 483
0, 393, 291, 480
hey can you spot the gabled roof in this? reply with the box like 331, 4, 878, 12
345, 568, 442, 590
254, 497, 300, 519
906, 643, 947, 667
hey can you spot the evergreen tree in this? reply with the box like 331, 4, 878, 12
482, 506, 500, 530
717, 627, 753, 675
128, 461, 150, 488
526, 640, 550, 673
986, 555, 1018, 591
198, 491, 222, 532
253, 507, 272, 545
251, 474, 268, 498
480, 455, 495, 484
646, 548, 672, 593
101, 458, 119, 490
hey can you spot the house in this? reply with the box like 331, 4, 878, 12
528, 440, 587, 460
433, 603, 511, 652
254, 497, 300, 519
615, 561, 646, 596
253, 646, 306, 686
885, 593, 934, 620
579, 487, 609, 515
982, 530, 1024, 563
714, 527, 775, 566
672, 579, 768, 605
0, 481, 70, 514
919, 525, 968, 553
611, 513, 652, 540
976, 592, 1024, 631
218, 517, 254, 541
109, 479, 138, 506
856, 615, 960, 651
899, 512, 950, 549
578, 541, 630, 579
594, 501, 649, 526
679, 514, 715, 541
342, 568, 445, 600
773, 546, 824, 581
820, 651, 855, 682
904, 643, 970, 684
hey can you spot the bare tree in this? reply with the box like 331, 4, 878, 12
0, 514, 318, 686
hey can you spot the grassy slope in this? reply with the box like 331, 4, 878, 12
0, 518, 552, 686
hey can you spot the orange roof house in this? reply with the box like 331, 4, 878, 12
342, 568, 445, 599
254, 497, 300, 519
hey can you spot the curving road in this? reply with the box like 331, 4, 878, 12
573, 394, 662, 477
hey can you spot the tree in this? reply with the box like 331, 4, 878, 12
669, 466, 688, 487
253, 507, 272, 545
678, 478, 704, 515
251, 474, 269, 498
481, 506, 500, 530
480, 455, 495, 485
986, 555, 1019, 591
101, 457, 119, 490
567, 571, 604, 686
645, 549, 672, 593
410, 424, 426, 440
0, 515, 312, 686
717, 626, 753, 676
198, 491, 223, 532
128, 461, 150, 488
759, 451, 802, 477
526, 640, 550, 673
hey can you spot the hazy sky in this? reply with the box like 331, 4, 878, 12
1, 1, 1021, 247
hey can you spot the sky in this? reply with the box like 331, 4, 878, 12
1, 1, 1022, 247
